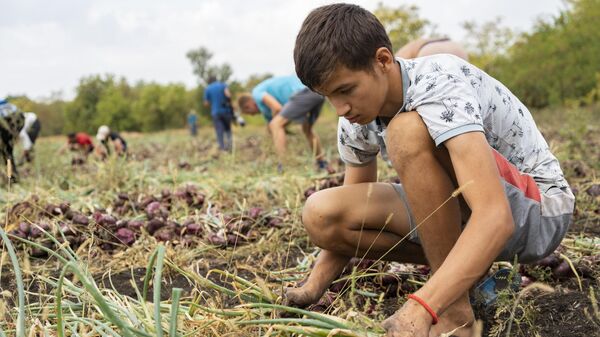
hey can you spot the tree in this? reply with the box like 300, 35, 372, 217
186, 46, 233, 85
64, 74, 116, 133
461, 17, 515, 73
373, 2, 431, 51
488, 0, 600, 107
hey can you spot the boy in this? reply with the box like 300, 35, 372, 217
288, 4, 574, 337
204, 76, 233, 152
237, 75, 328, 170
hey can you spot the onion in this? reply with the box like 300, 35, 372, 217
185, 223, 202, 236
145, 201, 161, 215
534, 254, 560, 268
116, 228, 135, 245
266, 217, 283, 228
146, 218, 165, 234
18, 222, 31, 235
520, 275, 534, 287
552, 260, 573, 279
127, 220, 144, 230
72, 214, 89, 225
207, 233, 227, 246
248, 207, 263, 219
98, 215, 117, 227
29, 223, 50, 238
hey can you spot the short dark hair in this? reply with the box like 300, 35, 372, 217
294, 3, 392, 90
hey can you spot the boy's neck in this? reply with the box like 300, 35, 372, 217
379, 59, 404, 118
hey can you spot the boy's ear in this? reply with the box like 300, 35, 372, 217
374, 47, 394, 71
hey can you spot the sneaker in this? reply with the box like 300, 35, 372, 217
316, 159, 329, 170
470, 268, 521, 307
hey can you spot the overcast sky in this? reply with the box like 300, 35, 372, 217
1, 0, 566, 100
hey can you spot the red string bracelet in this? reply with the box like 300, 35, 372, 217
407, 294, 439, 325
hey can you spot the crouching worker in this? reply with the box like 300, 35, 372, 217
58, 132, 95, 164
237, 75, 328, 171
287, 4, 574, 337
96, 125, 127, 157
0, 99, 25, 181
18, 112, 41, 163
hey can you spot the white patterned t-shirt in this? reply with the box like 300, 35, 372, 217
337, 54, 568, 188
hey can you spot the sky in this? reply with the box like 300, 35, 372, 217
0, 0, 566, 100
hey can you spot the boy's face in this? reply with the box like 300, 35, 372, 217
241, 101, 259, 115
315, 62, 387, 125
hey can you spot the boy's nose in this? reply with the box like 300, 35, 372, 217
330, 99, 350, 117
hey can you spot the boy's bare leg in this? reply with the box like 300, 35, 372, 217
285, 250, 350, 307
285, 182, 427, 307
269, 115, 289, 159
301, 121, 324, 161
383, 112, 475, 337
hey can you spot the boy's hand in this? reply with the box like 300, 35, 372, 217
382, 300, 432, 337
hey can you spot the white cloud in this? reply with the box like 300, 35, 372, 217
0, 0, 565, 100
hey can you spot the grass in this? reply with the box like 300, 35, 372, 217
0, 103, 599, 336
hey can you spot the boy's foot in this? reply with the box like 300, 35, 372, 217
470, 268, 521, 307
429, 296, 476, 337
277, 163, 284, 174
283, 285, 324, 308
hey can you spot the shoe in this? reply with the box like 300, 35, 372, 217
470, 268, 521, 307
277, 163, 284, 174
316, 159, 329, 170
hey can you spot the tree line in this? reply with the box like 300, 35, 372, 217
8, 0, 599, 136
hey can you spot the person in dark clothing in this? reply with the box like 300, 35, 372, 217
96, 125, 127, 157
203, 76, 234, 152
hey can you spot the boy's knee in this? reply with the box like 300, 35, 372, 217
386, 112, 436, 167
269, 116, 287, 131
302, 190, 344, 249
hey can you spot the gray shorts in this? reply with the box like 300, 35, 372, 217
391, 163, 575, 264
279, 88, 325, 125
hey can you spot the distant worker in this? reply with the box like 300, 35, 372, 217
187, 110, 198, 137
18, 112, 41, 163
59, 132, 94, 157
237, 75, 328, 171
96, 125, 127, 157
396, 37, 469, 60
0, 98, 25, 182
203, 76, 233, 152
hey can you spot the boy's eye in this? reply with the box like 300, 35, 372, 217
340, 86, 354, 95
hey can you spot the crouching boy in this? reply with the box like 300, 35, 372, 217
287, 4, 574, 337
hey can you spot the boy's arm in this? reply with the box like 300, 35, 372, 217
343, 159, 377, 185
416, 131, 514, 315
262, 93, 283, 116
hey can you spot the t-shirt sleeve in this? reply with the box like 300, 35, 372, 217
19, 129, 32, 150
203, 89, 209, 102
337, 118, 380, 166
407, 63, 484, 146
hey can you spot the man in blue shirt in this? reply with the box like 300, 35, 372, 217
203, 76, 234, 151
237, 75, 328, 170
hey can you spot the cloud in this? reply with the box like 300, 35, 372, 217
0, 0, 564, 99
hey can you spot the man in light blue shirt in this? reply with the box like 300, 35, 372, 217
238, 75, 328, 170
